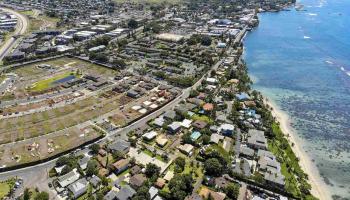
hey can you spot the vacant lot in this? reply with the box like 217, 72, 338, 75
0, 125, 102, 167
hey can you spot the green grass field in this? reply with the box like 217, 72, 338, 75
0, 182, 10, 199
191, 114, 214, 124
29, 72, 76, 92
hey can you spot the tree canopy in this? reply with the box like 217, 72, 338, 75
204, 158, 223, 176
145, 163, 160, 178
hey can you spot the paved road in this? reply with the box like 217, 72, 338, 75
0, 7, 28, 60
0, 41, 226, 200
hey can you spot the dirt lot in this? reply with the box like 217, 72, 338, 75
0, 125, 102, 167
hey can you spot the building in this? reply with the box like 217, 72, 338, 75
127, 90, 139, 98
116, 185, 136, 200
219, 124, 235, 136
210, 134, 224, 144
153, 116, 165, 127
129, 174, 147, 189
247, 129, 267, 150
192, 120, 208, 129
264, 172, 285, 188
108, 140, 130, 154
206, 77, 218, 85
68, 178, 88, 198
104, 190, 117, 200
57, 168, 80, 188
112, 159, 129, 174
78, 156, 90, 170
239, 146, 255, 159
143, 131, 158, 141
178, 144, 194, 156
88, 45, 106, 52
149, 186, 159, 199
90, 175, 101, 188
156, 136, 168, 147
163, 110, 176, 121
168, 122, 182, 134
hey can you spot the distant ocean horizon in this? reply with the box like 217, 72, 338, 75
244, 0, 350, 198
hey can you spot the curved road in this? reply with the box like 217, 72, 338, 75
0, 7, 28, 60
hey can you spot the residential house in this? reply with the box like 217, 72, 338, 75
247, 129, 267, 150
155, 178, 166, 189
68, 178, 88, 199
78, 156, 90, 170
210, 134, 224, 144
90, 175, 101, 188
149, 186, 159, 199
168, 122, 182, 134
104, 190, 117, 200
108, 140, 130, 154
219, 123, 234, 136
115, 185, 136, 200
57, 168, 80, 188
143, 131, 158, 141
192, 120, 208, 129
130, 165, 142, 176
239, 146, 255, 159
178, 144, 194, 156
264, 172, 285, 188
112, 159, 129, 175
129, 174, 147, 189
163, 110, 176, 121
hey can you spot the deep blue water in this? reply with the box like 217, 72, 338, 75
244, 0, 350, 197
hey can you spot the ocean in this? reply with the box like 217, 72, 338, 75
243, 0, 350, 198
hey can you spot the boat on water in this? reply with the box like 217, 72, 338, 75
295, 4, 304, 11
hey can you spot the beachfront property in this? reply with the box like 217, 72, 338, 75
0, 0, 316, 199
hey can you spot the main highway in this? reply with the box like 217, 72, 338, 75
0, 7, 29, 60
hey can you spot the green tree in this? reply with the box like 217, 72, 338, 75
224, 183, 240, 199
145, 163, 160, 178
168, 174, 193, 200
201, 35, 212, 46
133, 185, 150, 200
174, 157, 186, 173
90, 144, 100, 155
112, 151, 124, 161
204, 158, 223, 176
86, 160, 99, 176
202, 135, 210, 145
96, 191, 104, 200
128, 19, 138, 29
181, 133, 193, 145
34, 192, 49, 200
23, 188, 31, 200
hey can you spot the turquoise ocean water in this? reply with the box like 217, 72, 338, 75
244, 0, 350, 198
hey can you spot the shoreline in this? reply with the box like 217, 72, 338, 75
262, 97, 331, 200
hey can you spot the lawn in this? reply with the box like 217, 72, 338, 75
0, 182, 10, 199
205, 144, 231, 163
142, 149, 154, 157
117, 169, 130, 178
29, 72, 77, 92
191, 114, 214, 124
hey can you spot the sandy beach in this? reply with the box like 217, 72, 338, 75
263, 97, 331, 200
